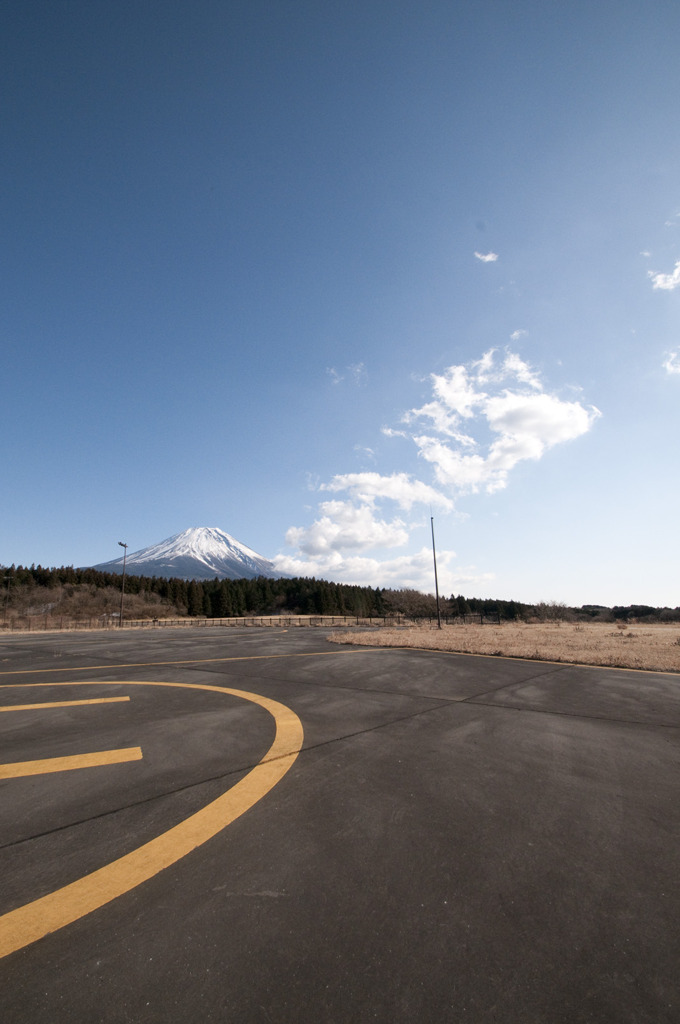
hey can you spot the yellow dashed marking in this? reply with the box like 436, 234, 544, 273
0, 696, 130, 712
0, 747, 143, 779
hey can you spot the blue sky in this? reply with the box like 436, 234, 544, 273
2, 0, 679, 607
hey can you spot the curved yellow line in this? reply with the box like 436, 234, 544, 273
0, 681, 304, 959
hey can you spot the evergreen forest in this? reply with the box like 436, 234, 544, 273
1, 564, 679, 626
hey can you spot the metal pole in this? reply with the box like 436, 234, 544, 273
430, 517, 442, 629
118, 542, 128, 627
3, 575, 11, 623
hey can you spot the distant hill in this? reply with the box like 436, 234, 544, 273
92, 526, 286, 581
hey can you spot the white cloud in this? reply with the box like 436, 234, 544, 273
405, 350, 542, 441
408, 350, 600, 495
414, 436, 496, 492
501, 351, 541, 389
474, 251, 499, 262
283, 348, 598, 590
285, 500, 408, 555
486, 391, 595, 445
648, 261, 680, 291
273, 546, 492, 593
404, 364, 483, 437
404, 402, 478, 443
321, 471, 454, 511
510, 329, 528, 341
473, 349, 496, 379
663, 350, 680, 375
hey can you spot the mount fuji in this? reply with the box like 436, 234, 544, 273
92, 527, 286, 581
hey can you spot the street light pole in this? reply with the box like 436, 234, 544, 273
118, 542, 128, 627
430, 517, 442, 629
3, 574, 11, 623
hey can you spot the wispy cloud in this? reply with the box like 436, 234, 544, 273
353, 445, 376, 461
648, 260, 680, 291
663, 350, 680, 375
510, 329, 527, 341
474, 251, 499, 263
283, 350, 599, 588
326, 362, 368, 385
349, 362, 367, 385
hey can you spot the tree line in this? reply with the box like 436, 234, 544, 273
1, 565, 385, 619
1, 564, 678, 623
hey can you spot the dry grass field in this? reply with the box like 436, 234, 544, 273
329, 621, 680, 674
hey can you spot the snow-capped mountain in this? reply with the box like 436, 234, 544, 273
92, 527, 285, 581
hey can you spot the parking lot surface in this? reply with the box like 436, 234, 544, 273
1, 627, 679, 1023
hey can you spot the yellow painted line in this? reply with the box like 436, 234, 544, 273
0, 696, 130, 712
0, 747, 143, 780
0, 647, 384, 678
0, 680, 303, 959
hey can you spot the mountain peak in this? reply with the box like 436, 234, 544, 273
92, 527, 285, 581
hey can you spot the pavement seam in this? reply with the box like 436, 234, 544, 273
4, 683, 678, 857
458, 663, 572, 703
203, 664, 467, 703
0, 699, 454, 854
463, 696, 680, 730
0, 759, 273, 853
0, 647, 387, 678
195, 656, 568, 707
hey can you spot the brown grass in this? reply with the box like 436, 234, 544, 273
328, 621, 680, 674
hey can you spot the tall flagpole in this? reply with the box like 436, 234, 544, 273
430, 516, 442, 629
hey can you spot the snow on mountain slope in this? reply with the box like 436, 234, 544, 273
130, 528, 265, 572
92, 527, 286, 581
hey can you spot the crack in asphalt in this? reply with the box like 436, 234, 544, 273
463, 697, 680, 730
460, 663, 571, 700
3, 649, 678, 855
0, 699, 453, 853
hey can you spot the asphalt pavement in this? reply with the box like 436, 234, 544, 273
1, 626, 679, 1023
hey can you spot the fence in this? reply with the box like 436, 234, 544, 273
0, 613, 407, 633
0, 611, 511, 634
